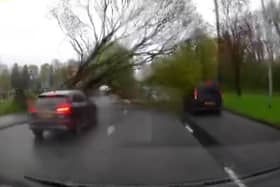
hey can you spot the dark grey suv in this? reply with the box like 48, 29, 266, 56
184, 81, 222, 114
28, 90, 97, 138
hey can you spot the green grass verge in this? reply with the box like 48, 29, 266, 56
224, 93, 280, 126
0, 99, 25, 116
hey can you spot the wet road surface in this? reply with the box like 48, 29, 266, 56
0, 96, 280, 186
0, 96, 226, 186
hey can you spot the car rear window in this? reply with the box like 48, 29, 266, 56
36, 96, 68, 110
198, 85, 220, 95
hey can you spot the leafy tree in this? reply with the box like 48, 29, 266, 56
28, 65, 39, 79
28, 64, 40, 91
52, 61, 68, 89
49, 65, 54, 89
21, 65, 30, 90
50, 0, 203, 89
40, 63, 51, 91
76, 42, 134, 91
102, 44, 136, 97
11, 64, 26, 109
11, 63, 21, 90
147, 35, 217, 96
0, 71, 11, 92
195, 35, 218, 81
219, 0, 251, 96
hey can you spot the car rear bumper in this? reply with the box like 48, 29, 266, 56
192, 102, 222, 112
194, 106, 221, 111
29, 119, 73, 131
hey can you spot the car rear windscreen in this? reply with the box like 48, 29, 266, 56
36, 96, 68, 110
199, 85, 220, 95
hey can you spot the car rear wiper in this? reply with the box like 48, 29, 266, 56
24, 175, 93, 187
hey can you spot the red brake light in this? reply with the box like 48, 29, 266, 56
194, 88, 198, 100
28, 106, 36, 113
56, 103, 71, 115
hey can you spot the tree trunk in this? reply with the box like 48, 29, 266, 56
234, 65, 242, 96
214, 0, 222, 82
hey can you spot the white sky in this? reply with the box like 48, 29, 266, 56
0, 0, 263, 66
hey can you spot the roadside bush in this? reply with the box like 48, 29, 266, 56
143, 35, 217, 114
0, 99, 24, 115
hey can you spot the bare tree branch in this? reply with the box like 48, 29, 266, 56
50, 0, 201, 89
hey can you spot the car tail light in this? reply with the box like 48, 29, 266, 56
194, 88, 198, 100
56, 103, 72, 115
28, 106, 37, 113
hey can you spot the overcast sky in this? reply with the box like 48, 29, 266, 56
0, 0, 262, 66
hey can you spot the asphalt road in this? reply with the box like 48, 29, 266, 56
0, 96, 280, 186
185, 111, 280, 186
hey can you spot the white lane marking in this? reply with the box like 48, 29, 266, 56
123, 109, 128, 115
224, 167, 247, 187
185, 124, 194, 134
107, 125, 115, 136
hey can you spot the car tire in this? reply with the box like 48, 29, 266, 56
32, 130, 43, 139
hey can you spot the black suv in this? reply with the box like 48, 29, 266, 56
184, 81, 222, 114
28, 90, 97, 138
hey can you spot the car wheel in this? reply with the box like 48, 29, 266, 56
32, 130, 43, 139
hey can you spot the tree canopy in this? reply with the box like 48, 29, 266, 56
50, 0, 203, 89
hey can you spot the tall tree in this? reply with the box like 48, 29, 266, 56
147, 35, 217, 95
98, 43, 136, 96
28, 65, 39, 80
50, 0, 203, 89
11, 63, 21, 90
49, 65, 54, 89
40, 63, 51, 91
21, 65, 30, 90
220, 0, 251, 96
52, 60, 68, 89
214, 0, 222, 81
28, 64, 40, 91
258, 0, 280, 107
11, 64, 26, 108
0, 71, 11, 92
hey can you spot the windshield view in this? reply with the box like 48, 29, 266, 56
1, 0, 280, 186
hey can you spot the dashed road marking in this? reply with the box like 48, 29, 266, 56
224, 167, 247, 187
107, 125, 115, 136
185, 124, 194, 134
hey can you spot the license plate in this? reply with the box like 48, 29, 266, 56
204, 101, 216, 106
